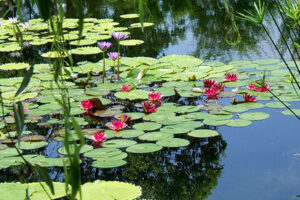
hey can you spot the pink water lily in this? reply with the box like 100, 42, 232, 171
80, 99, 94, 110
142, 102, 157, 114
248, 83, 270, 92
205, 87, 219, 100
225, 73, 238, 81
148, 92, 162, 107
203, 79, 217, 88
242, 93, 257, 102
217, 83, 225, 92
91, 132, 107, 148
121, 85, 130, 92
107, 52, 119, 61
97, 41, 112, 51
112, 32, 129, 41
120, 113, 132, 124
109, 120, 127, 131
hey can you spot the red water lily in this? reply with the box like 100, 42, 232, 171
247, 83, 257, 90
148, 92, 162, 107
109, 120, 127, 131
217, 83, 225, 92
80, 99, 94, 110
203, 79, 217, 88
120, 113, 132, 124
225, 73, 238, 81
242, 93, 257, 102
121, 85, 130, 92
205, 87, 220, 100
91, 132, 107, 148
255, 83, 271, 92
142, 102, 157, 114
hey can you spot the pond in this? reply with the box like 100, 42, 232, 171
0, 1, 299, 200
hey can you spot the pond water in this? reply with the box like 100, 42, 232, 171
0, 1, 300, 200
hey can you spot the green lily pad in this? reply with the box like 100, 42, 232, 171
58, 144, 93, 155
226, 119, 252, 127
16, 141, 48, 150
254, 58, 280, 65
120, 13, 139, 19
156, 138, 190, 148
0, 63, 29, 70
84, 148, 122, 159
79, 180, 142, 200
281, 109, 300, 116
138, 131, 173, 141
117, 129, 145, 138
120, 39, 144, 46
103, 139, 137, 148
114, 112, 145, 120
71, 46, 101, 55
92, 159, 127, 168
239, 112, 270, 121
126, 143, 162, 153
130, 22, 154, 28
188, 129, 219, 138
133, 122, 162, 131
266, 101, 290, 108
222, 104, 250, 113
160, 125, 190, 134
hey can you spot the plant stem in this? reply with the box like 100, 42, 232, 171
261, 24, 300, 90
266, 88, 300, 120
102, 51, 105, 83
268, 8, 300, 73
117, 43, 120, 80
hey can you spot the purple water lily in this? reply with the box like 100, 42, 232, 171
10, 52, 20, 58
20, 22, 30, 30
97, 41, 112, 51
107, 52, 119, 61
112, 32, 129, 41
23, 42, 31, 47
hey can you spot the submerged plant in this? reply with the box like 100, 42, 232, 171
97, 41, 112, 83
112, 32, 129, 80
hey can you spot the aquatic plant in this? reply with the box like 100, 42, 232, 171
107, 52, 119, 74
225, 73, 238, 81
91, 132, 107, 148
112, 32, 129, 80
148, 92, 162, 107
80, 99, 94, 110
142, 102, 157, 114
109, 119, 127, 131
203, 79, 217, 88
120, 113, 132, 124
121, 85, 131, 92
205, 87, 220, 100
97, 41, 112, 83
242, 93, 257, 102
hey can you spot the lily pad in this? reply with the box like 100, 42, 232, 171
226, 119, 252, 127
133, 122, 162, 131
138, 131, 173, 141
71, 46, 101, 55
156, 138, 190, 148
119, 39, 144, 46
92, 159, 127, 169
0, 63, 29, 70
120, 13, 139, 19
188, 129, 219, 138
103, 139, 137, 148
239, 112, 270, 121
126, 143, 162, 153
16, 141, 48, 150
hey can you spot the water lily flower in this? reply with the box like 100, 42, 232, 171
142, 102, 157, 114
254, 83, 271, 92
8, 17, 18, 24
242, 93, 257, 102
121, 85, 130, 92
148, 92, 162, 107
80, 99, 94, 110
20, 22, 31, 30
120, 113, 132, 124
217, 83, 225, 92
225, 73, 238, 81
203, 79, 217, 88
61, 3, 67, 8
9, 51, 20, 58
107, 52, 119, 61
11, 108, 28, 116
112, 32, 129, 41
205, 87, 219, 100
109, 119, 127, 131
91, 132, 107, 148
247, 83, 257, 91
97, 41, 112, 51
23, 42, 30, 47
4, 2, 8, 6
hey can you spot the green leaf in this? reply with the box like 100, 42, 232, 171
34, 165, 55, 195
15, 66, 34, 97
